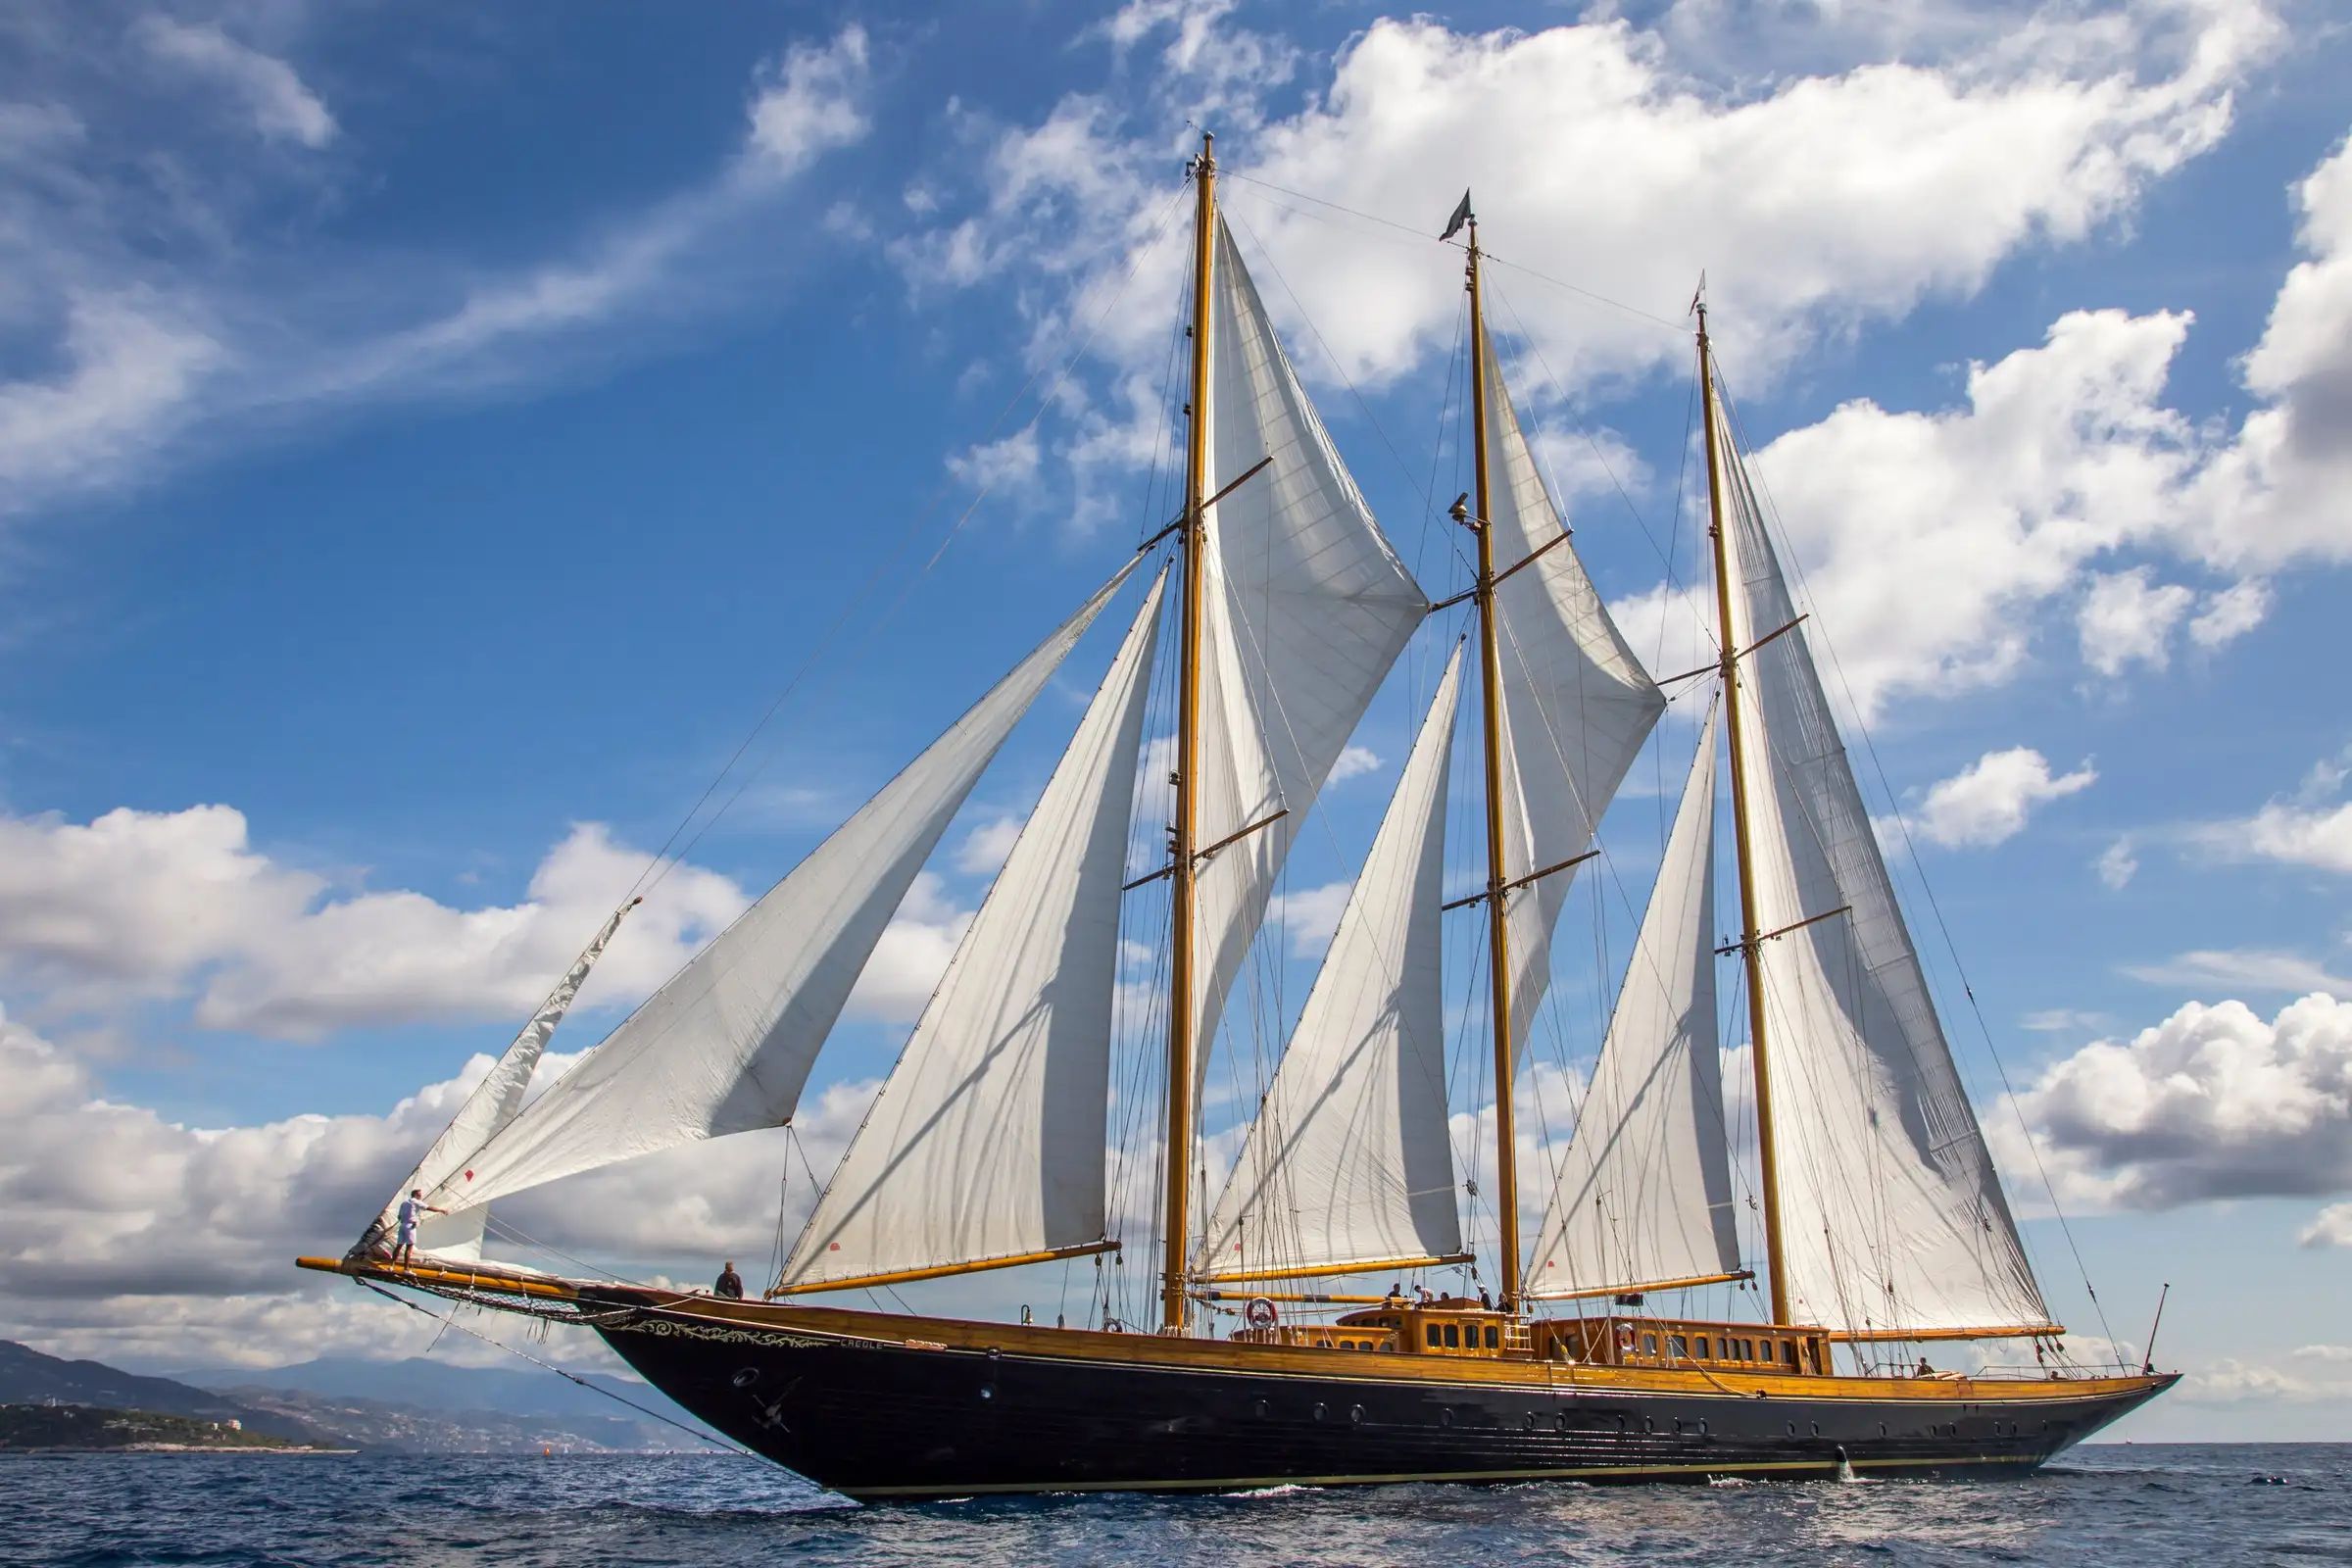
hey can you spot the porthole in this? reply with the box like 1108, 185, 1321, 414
1253, 1398, 1270, 1421
1809, 1422, 1820, 1437
1786, 1422, 1796, 1437
1555, 1412, 1570, 1433
1878, 1423, 1887, 1439
1440, 1407, 1455, 1428
1349, 1404, 1365, 1426
1642, 1416, 1654, 1434
730, 1368, 760, 1389
979, 1385, 995, 1401
1312, 1402, 1327, 1423
1698, 1419, 1709, 1437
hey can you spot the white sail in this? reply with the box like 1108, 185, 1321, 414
1715, 401, 2049, 1334
1478, 323, 1666, 1062
779, 570, 1166, 1292
1197, 649, 1465, 1282
379, 899, 638, 1260
1526, 703, 1741, 1299
437, 563, 1141, 1214
1188, 220, 1428, 1076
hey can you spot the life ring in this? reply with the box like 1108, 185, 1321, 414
1244, 1297, 1280, 1332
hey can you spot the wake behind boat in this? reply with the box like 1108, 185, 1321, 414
300, 134, 2174, 1498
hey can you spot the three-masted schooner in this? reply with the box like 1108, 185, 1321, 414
302, 135, 2173, 1497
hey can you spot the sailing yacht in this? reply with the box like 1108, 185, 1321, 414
302, 135, 2173, 1497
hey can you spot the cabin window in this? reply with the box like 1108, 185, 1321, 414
1484, 1325, 1499, 1349
1743, 1339, 1756, 1362
1642, 1333, 1658, 1355
1694, 1336, 1710, 1358
1444, 1324, 1460, 1348
1758, 1338, 1775, 1362
1427, 1325, 1442, 1348
1668, 1335, 1689, 1358
1784, 1342, 1800, 1369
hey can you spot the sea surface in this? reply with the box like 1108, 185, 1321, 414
0, 1443, 2341, 1567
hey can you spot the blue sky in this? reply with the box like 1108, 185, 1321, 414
3, 0, 2351, 1440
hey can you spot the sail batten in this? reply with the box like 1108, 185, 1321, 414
1712, 391, 2048, 1336
1196, 651, 1465, 1284
778, 571, 1166, 1292
433, 562, 1142, 1215
1526, 703, 1741, 1302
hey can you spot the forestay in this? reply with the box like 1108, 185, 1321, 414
1197, 649, 1465, 1282
1477, 324, 1665, 1062
1526, 703, 1740, 1298
1188, 220, 1427, 1079
1715, 402, 2048, 1334
435, 563, 1141, 1214
779, 570, 1166, 1292
378, 900, 637, 1261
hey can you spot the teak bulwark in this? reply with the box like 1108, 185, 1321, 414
298, 1255, 2172, 1499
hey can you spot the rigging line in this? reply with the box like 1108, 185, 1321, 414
351, 1279, 757, 1459
1713, 364, 2113, 1346
1477, 250, 1690, 336
632, 180, 1191, 900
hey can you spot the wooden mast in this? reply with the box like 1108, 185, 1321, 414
1462, 216, 1523, 1314
1160, 130, 1216, 1335
1697, 299, 1790, 1326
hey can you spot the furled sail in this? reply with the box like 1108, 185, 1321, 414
1188, 220, 1428, 1075
1477, 322, 1666, 1061
374, 899, 638, 1260
777, 570, 1166, 1293
434, 563, 1141, 1214
1713, 399, 2048, 1334
1196, 648, 1466, 1283
1525, 703, 1741, 1299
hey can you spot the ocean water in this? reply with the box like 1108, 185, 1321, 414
0, 1444, 2340, 1567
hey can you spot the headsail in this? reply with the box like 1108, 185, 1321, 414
1187, 220, 1428, 1079
1713, 396, 2049, 1335
1196, 648, 1466, 1283
777, 569, 1166, 1294
372, 899, 638, 1261
1476, 321, 1666, 1061
1525, 702, 1741, 1299
433, 562, 1142, 1214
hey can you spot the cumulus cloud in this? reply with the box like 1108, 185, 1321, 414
1902, 747, 2097, 849
2301, 1203, 2352, 1248
1327, 745, 1382, 784
2097, 837, 2139, 889
746, 25, 871, 176
1992, 993, 2352, 1211
2079, 567, 2197, 676
1267, 880, 1351, 957
0, 1003, 881, 1366
2192, 744, 2352, 875
134, 17, 337, 150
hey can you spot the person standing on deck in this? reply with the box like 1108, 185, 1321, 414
393, 1190, 443, 1267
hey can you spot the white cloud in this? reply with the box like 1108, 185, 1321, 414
1992, 993, 2352, 1210
2021, 1007, 2112, 1034
746, 25, 871, 176
2121, 947, 2352, 994
0, 294, 225, 497
2188, 578, 2272, 650
134, 17, 337, 150
2294, 1342, 2352, 1360
2176, 1355, 2351, 1405
843, 870, 971, 1022
952, 813, 1026, 875
0, 805, 749, 1040
2079, 566, 2196, 676
2301, 1203, 2352, 1249
2097, 836, 2139, 889
1327, 745, 1382, 784
1905, 747, 2097, 849
2192, 745, 2352, 875
1268, 880, 1351, 957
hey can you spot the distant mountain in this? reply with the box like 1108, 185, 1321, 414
0, 1342, 320, 1444
177, 1353, 710, 1435
1, 1342, 716, 1453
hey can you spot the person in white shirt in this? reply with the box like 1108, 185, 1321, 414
394, 1189, 444, 1266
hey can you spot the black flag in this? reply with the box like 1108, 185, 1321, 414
1440, 189, 1473, 241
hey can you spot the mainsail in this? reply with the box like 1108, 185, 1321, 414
1476, 323, 1666, 1061
1187, 220, 1428, 1076
778, 570, 1166, 1293
1713, 396, 2049, 1335
376, 898, 638, 1260
432, 563, 1141, 1215
1196, 648, 1466, 1284
1525, 703, 1741, 1299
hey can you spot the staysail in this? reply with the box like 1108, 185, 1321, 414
1187, 220, 1428, 1078
777, 570, 1166, 1293
1196, 648, 1466, 1283
432, 563, 1141, 1215
1477, 322, 1666, 1061
1525, 702, 1741, 1299
375, 899, 638, 1260
1714, 397, 2049, 1334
